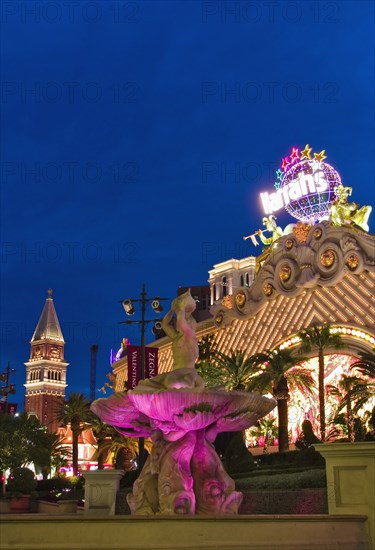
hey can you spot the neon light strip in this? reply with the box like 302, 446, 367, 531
279, 326, 375, 350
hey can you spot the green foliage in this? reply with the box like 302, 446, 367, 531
55, 392, 92, 475
327, 373, 374, 441
351, 348, 375, 380
120, 469, 140, 488
224, 432, 255, 474
256, 448, 325, 468
196, 342, 259, 391
0, 412, 65, 478
297, 323, 344, 442
7, 467, 37, 495
236, 468, 326, 490
183, 403, 212, 413
36, 476, 71, 493
247, 348, 314, 453
248, 416, 278, 450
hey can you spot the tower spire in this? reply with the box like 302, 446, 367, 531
31, 289, 64, 344
24, 290, 69, 432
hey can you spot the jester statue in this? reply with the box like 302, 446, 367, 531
329, 184, 372, 232
91, 289, 275, 515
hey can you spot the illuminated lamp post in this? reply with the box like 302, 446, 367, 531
0, 363, 16, 414
120, 284, 168, 470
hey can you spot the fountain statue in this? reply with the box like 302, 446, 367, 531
91, 289, 276, 515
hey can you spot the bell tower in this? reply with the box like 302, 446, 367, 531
24, 289, 68, 432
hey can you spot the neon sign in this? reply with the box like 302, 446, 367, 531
260, 145, 342, 223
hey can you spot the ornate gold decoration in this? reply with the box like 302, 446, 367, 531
279, 264, 292, 282
221, 295, 233, 309
235, 291, 246, 308
320, 249, 335, 268
258, 215, 283, 247
313, 227, 322, 239
215, 313, 224, 325
346, 254, 359, 271
314, 149, 326, 163
263, 283, 273, 296
300, 144, 312, 160
285, 239, 294, 250
293, 222, 312, 243
329, 184, 372, 233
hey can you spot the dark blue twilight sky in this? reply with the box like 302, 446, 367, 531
0, 0, 374, 408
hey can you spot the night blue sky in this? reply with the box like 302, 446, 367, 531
1, 0, 374, 408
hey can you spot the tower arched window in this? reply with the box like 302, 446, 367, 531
58, 372, 61, 381
245, 273, 250, 286
48, 371, 51, 379
240, 275, 244, 287
222, 277, 227, 297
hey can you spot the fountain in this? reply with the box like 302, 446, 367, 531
91, 290, 276, 515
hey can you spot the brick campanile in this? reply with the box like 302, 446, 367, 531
24, 289, 68, 432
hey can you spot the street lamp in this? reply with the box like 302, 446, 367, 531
0, 362, 16, 414
119, 284, 168, 469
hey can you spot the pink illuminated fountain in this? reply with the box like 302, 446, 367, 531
91, 290, 276, 515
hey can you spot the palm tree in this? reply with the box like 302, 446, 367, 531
30, 429, 70, 479
99, 431, 141, 469
197, 349, 258, 391
248, 416, 278, 453
56, 392, 92, 475
247, 348, 315, 452
89, 415, 116, 470
327, 374, 373, 441
351, 349, 375, 379
298, 324, 344, 442
196, 347, 262, 457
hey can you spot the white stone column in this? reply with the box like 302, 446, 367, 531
316, 442, 375, 549
83, 470, 124, 516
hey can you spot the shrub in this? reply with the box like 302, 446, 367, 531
236, 468, 327, 490
256, 448, 324, 468
120, 469, 140, 488
7, 467, 37, 495
37, 476, 71, 492
224, 433, 256, 474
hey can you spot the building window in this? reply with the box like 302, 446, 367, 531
240, 275, 244, 287
222, 277, 227, 297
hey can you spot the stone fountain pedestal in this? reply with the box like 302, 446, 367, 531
91, 289, 276, 516
92, 382, 276, 516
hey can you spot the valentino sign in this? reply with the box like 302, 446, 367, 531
127, 345, 159, 390
260, 145, 342, 224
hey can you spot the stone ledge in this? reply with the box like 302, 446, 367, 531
0, 514, 371, 550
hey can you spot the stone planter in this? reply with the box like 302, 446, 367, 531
10, 494, 31, 512
0, 499, 11, 514
316, 442, 375, 549
83, 470, 124, 516
37, 500, 78, 514
57, 500, 77, 513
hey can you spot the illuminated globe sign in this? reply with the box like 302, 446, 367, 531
260, 145, 342, 223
